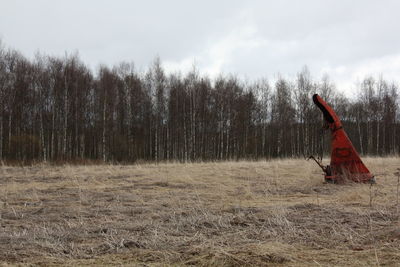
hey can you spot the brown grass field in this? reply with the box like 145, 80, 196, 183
0, 157, 399, 266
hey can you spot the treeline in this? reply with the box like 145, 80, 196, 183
0, 43, 399, 163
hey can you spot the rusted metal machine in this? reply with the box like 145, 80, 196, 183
310, 94, 375, 183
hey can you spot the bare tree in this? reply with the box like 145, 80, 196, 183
0, 41, 398, 163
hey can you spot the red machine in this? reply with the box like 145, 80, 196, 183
310, 94, 375, 183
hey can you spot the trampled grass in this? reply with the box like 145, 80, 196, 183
0, 157, 399, 266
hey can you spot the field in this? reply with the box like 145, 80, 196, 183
0, 158, 399, 266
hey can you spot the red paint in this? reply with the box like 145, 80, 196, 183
313, 94, 374, 183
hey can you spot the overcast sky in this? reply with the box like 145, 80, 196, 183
1, 0, 400, 95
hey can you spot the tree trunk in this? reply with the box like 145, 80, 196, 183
102, 96, 106, 162
63, 80, 68, 160
51, 108, 54, 160
75, 100, 79, 159
8, 111, 12, 157
376, 120, 380, 155
367, 121, 372, 154
0, 114, 3, 160
40, 108, 46, 161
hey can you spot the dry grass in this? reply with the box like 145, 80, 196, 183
0, 157, 399, 266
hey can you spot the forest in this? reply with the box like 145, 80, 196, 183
0, 42, 399, 163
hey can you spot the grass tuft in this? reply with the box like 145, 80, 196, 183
0, 157, 399, 265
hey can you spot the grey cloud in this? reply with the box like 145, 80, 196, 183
1, 0, 400, 94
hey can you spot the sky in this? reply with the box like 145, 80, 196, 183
1, 0, 400, 96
